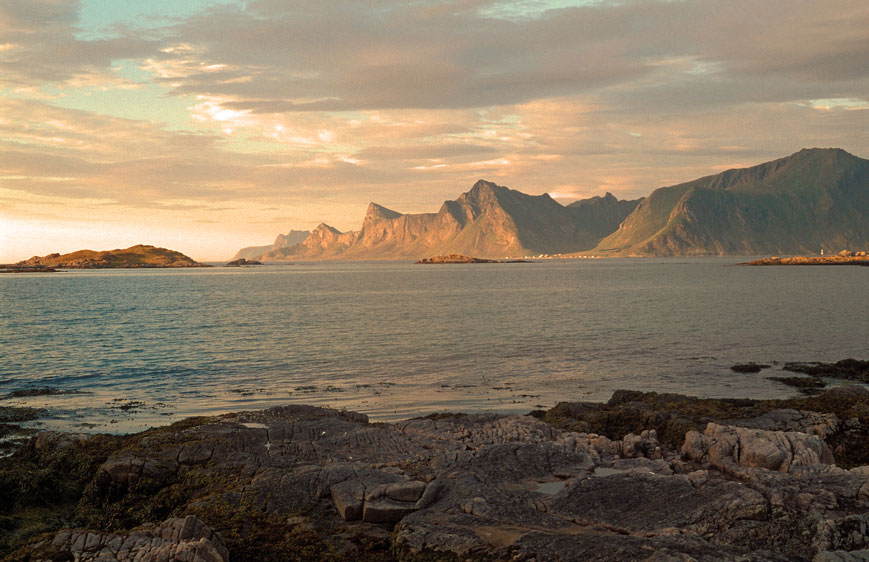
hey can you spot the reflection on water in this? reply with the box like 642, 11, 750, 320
1, 258, 866, 433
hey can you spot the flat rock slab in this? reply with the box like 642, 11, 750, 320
26, 516, 228, 562
363, 498, 418, 523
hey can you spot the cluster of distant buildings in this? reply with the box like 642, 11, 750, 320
820, 249, 869, 257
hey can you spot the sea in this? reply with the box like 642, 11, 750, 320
1, 258, 866, 434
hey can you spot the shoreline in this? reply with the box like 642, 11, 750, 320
3, 360, 865, 440
2, 383, 869, 561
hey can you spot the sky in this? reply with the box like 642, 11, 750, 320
1, 0, 868, 261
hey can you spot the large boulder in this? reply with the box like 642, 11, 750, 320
682, 422, 834, 476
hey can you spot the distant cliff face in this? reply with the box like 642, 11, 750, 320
257, 180, 639, 261
14, 245, 208, 268
595, 148, 869, 256
233, 230, 310, 260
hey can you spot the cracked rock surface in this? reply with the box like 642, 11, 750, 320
1, 388, 869, 561
25, 516, 228, 562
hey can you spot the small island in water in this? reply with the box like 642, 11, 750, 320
744, 250, 869, 266
416, 254, 529, 264
225, 258, 263, 267
3, 245, 210, 269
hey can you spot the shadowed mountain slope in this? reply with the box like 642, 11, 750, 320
595, 148, 869, 256
567, 192, 643, 240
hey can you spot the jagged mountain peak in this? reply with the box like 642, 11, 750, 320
567, 192, 622, 208
460, 179, 557, 209
471, 179, 500, 191
365, 202, 403, 223
313, 223, 342, 235
461, 179, 505, 203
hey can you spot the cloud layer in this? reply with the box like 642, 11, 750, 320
1, 0, 868, 260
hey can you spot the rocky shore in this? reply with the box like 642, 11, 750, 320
3, 383, 869, 561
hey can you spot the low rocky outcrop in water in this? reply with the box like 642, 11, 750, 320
416, 254, 527, 264
0, 267, 57, 273
768, 375, 828, 394
8, 245, 210, 269
3, 386, 869, 561
783, 359, 869, 383
744, 254, 869, 266
730, 359, 869, 395
731, 362, 771, 373
225, 258, 262, 267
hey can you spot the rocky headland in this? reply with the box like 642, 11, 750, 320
416, 254, 529, 264
3, 381, 869, 561
7, 245, 210, 269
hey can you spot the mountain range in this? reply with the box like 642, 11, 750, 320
246, 181, 640, 261
237, 148, 868, 260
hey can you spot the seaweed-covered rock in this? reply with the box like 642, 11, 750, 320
784, 360, 869, 383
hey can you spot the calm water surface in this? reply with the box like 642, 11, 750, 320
0, 258, 866, 433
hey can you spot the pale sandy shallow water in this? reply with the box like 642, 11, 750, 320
1, 258, 866, 433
